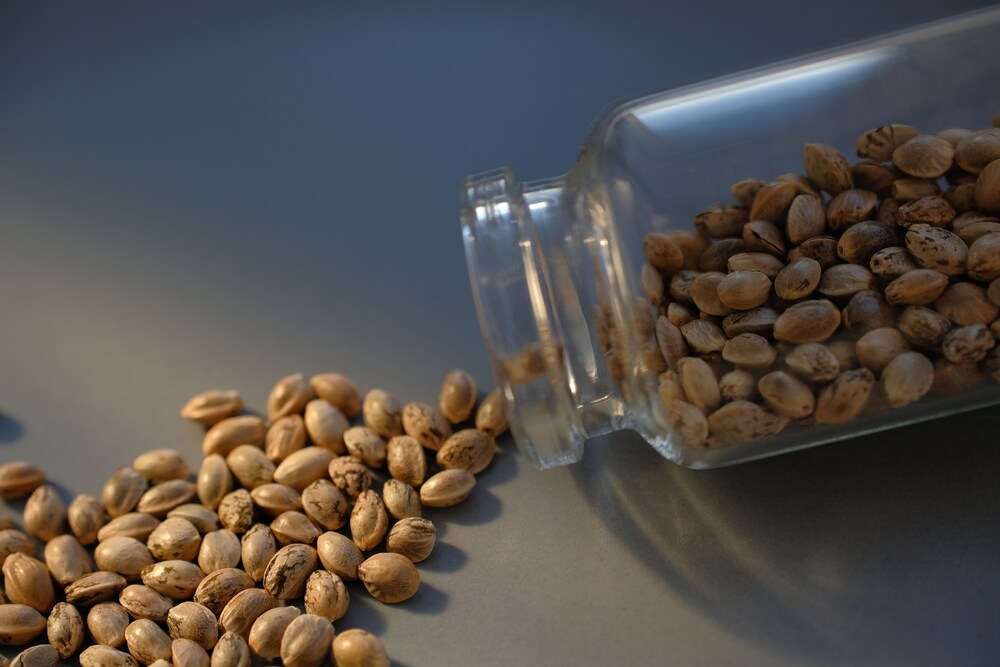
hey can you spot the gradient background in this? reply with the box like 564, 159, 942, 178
2, 2, 999, 664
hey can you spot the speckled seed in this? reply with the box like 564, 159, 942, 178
140, 560, 205, 600
343, 426, 388, 468
273, 447, 335, 490
706, 401, 789, 445
881, 351, 935, 407
265, 415, 308, 464
173, 638, 210, 667
304, 399, 349, 453
202, 415, 266, 458
240, 524, 277, 583
814, 369, 876, 424
857, 123, 920, 161
784, 343, 840, 382
718, 369, 756, 402
23, 484, 67, 542
892, 178, 941, 201
803, 143, 853, 193
837, 222, 897, 264
193, 568, 255, 618
721, 333, 776, 370
211, 632, 251, 667
263, 544, 318, 600
44, 534, 93, 586
787, 236, 840, 270
676, 357, 720, 415
328, 457, 372, 499
0, 604, 47, 645
198, 529, 242, 574
64, 571, 128, 606
474, 388, 508, 439
88, 602, 130, 648
310, 373, 362, 418
401, 401, 453, 451
385, 517, 437, 563
884, 269, 950, 305
95, 537, 155, 580
896, 195, 956, 228
98, 513, 161, 544
419, 469, 475, 508
892, 134, 954, 178
869, 247, 917, 279
773, 299, 842, 343
350, 490, 389, 552
67, 494, 105, 546
251, 483, 302, 517
304, 570, 350, 622
133, 449, 190, 485
966, 232, 1000, 281
757, 371, 815, 419
436, 429, 496, 475
316, 531, 364, 582
167, 602, 218, 650
249, 607, 300, 660
332, 628, 390, 667
357, 553, 420, 604
298, 479, 347, 532
196, 455, 232, 512
147, 517, 201, 562
904, 224, 968, 276
384, 436, 426, 488
270, 511, 322, 546
679, 319, 727, 356
382, 479, 422, 520
935, 282, 1000, 325
118, 584, 173, 622
218, 588, 278, 639
125, 619, 173, 664
362, 389, 404, 439
46, 602, 84, 659
9, 645, 59, 666
167, 504, 219, 535
897, 306, 952, 347
226, 445, 276, 491
942, 324, 996, 364
217, 489, 254, 535
280, 614, 335, 667
136, 480, 197, 517
268, 373, 314, 421
79, 646, 139, 667
180, 389, 243, 426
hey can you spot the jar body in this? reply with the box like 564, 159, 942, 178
462, 8, 1000, 469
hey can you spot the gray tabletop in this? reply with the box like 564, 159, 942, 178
2, 2, 999, 665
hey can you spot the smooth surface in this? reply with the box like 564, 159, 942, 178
1, 2, 999, 665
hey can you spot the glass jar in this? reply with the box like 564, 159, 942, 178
460, 7, 1000, 469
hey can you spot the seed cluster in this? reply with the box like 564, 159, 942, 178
0, 369, 507, 666
637, 119, 1000, 447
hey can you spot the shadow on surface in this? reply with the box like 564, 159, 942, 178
573, 404, 1000, 665
0, 412, 24, 443
418, 540, 468, 574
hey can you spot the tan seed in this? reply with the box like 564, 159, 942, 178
897, 306, 952, 347
0, 529, 35, 568
722, 307, 778, 338
401, 401, 453, 451
316, 531, 364, 582
226, 444, 275, 490
264, 415, 307, 463
218, 588, 277, 639
95, 536, 154, 579
641, 262, 664, 304
818, 263, 875, 299
125, 618, 173, 664
240, 524, 276, 583
474, 388, 509, 439
196, 454, 232, 511
147, 517, 201, 562
304, 399, 349, 453
98, 513, 161, 544
955, 128, 1000, 173
785, 194, 826, 245
280, 614, 334, 667
3, 553, 55, 612
892, 178, 940, 201
643, 231, 686, 269
721, 333, 776, 370
706, 401, 789, 444
718, 369, 756, 402
679, 319, 727, 356
362, 389, 403, 439
350, 490, 389, 552
869, 246, 917, 279
166, 602, 218, 650
43, 534, 93, 585
23, 484, 67, 542
0, 604, 47, 646
666, 397, 708, 448
841, 289, 897, 335
893, 134, 954, 178
803, 143, 853, 194
9, 644, 59, 666
133, 448, 190, 484
731, 178, 767, 207
270, 511, 322, 546
250, 483, 302, 517
304, 570, 350, 622
167, 504, 219, 534
198, 529, 241, 574
273, 447, 335, 490
787, 236, 840, 270
180, 389, 243, 427
382, 479, 422, 520
332, 628, 390, 667
935, 282, 999, 325
742, 219, 786, 256
884, 269, 950, 305
211, 632, 251, 667
966, 232, 1000, 281
857, 123, 919, 161
343, 426, 387, 468
658, 370, 686, 405
385, 435, 427, 487
881, 351, 935, 408
699, 241, 746, 273
202, 415, 266, 458
79, 646, 138, 667
676, 357, 720, 415
975, 159, 1000, 214
690, 271, 730, 316
655, 316, 688, 368
814, 369, 876, 424
419, 469, 475, 508
298, 479, 348, 532
249, 607, 300, 660
172, 638, 210, 667
774, 258, 821, 300
837, 222, 897, 264
67, 494, 105, 545
826, 188, 878, 232
694, 206, 747, 239
65, 571, 128, 606
87, 602, 130, 648
942, 324, 995, 364
386, 517, 437, 563
438, 369, 478, 424
118, 584, 173, 622
855, 327, 910, 375
749, 182, 797, 223
436, 429, 495, 475
135, 479, 196, 518
757, 371, 815, 419
193, 568, 254, 617
716, 270, 772, 311
217, 489, 254, 535
263, 543, 318, 600
310, 373, 362, 418
785, 343, 840, 382
328, 456, 372, 499
46, 602, 84, 659
140, 560, 204, 600
268, 373, 314, 421
773, 299, 841, 343
358, 552, 420, 604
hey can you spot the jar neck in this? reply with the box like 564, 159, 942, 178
461, 168, 663, 468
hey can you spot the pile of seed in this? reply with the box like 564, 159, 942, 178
638, 118, 1000, 447
0, 369, 508, 666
